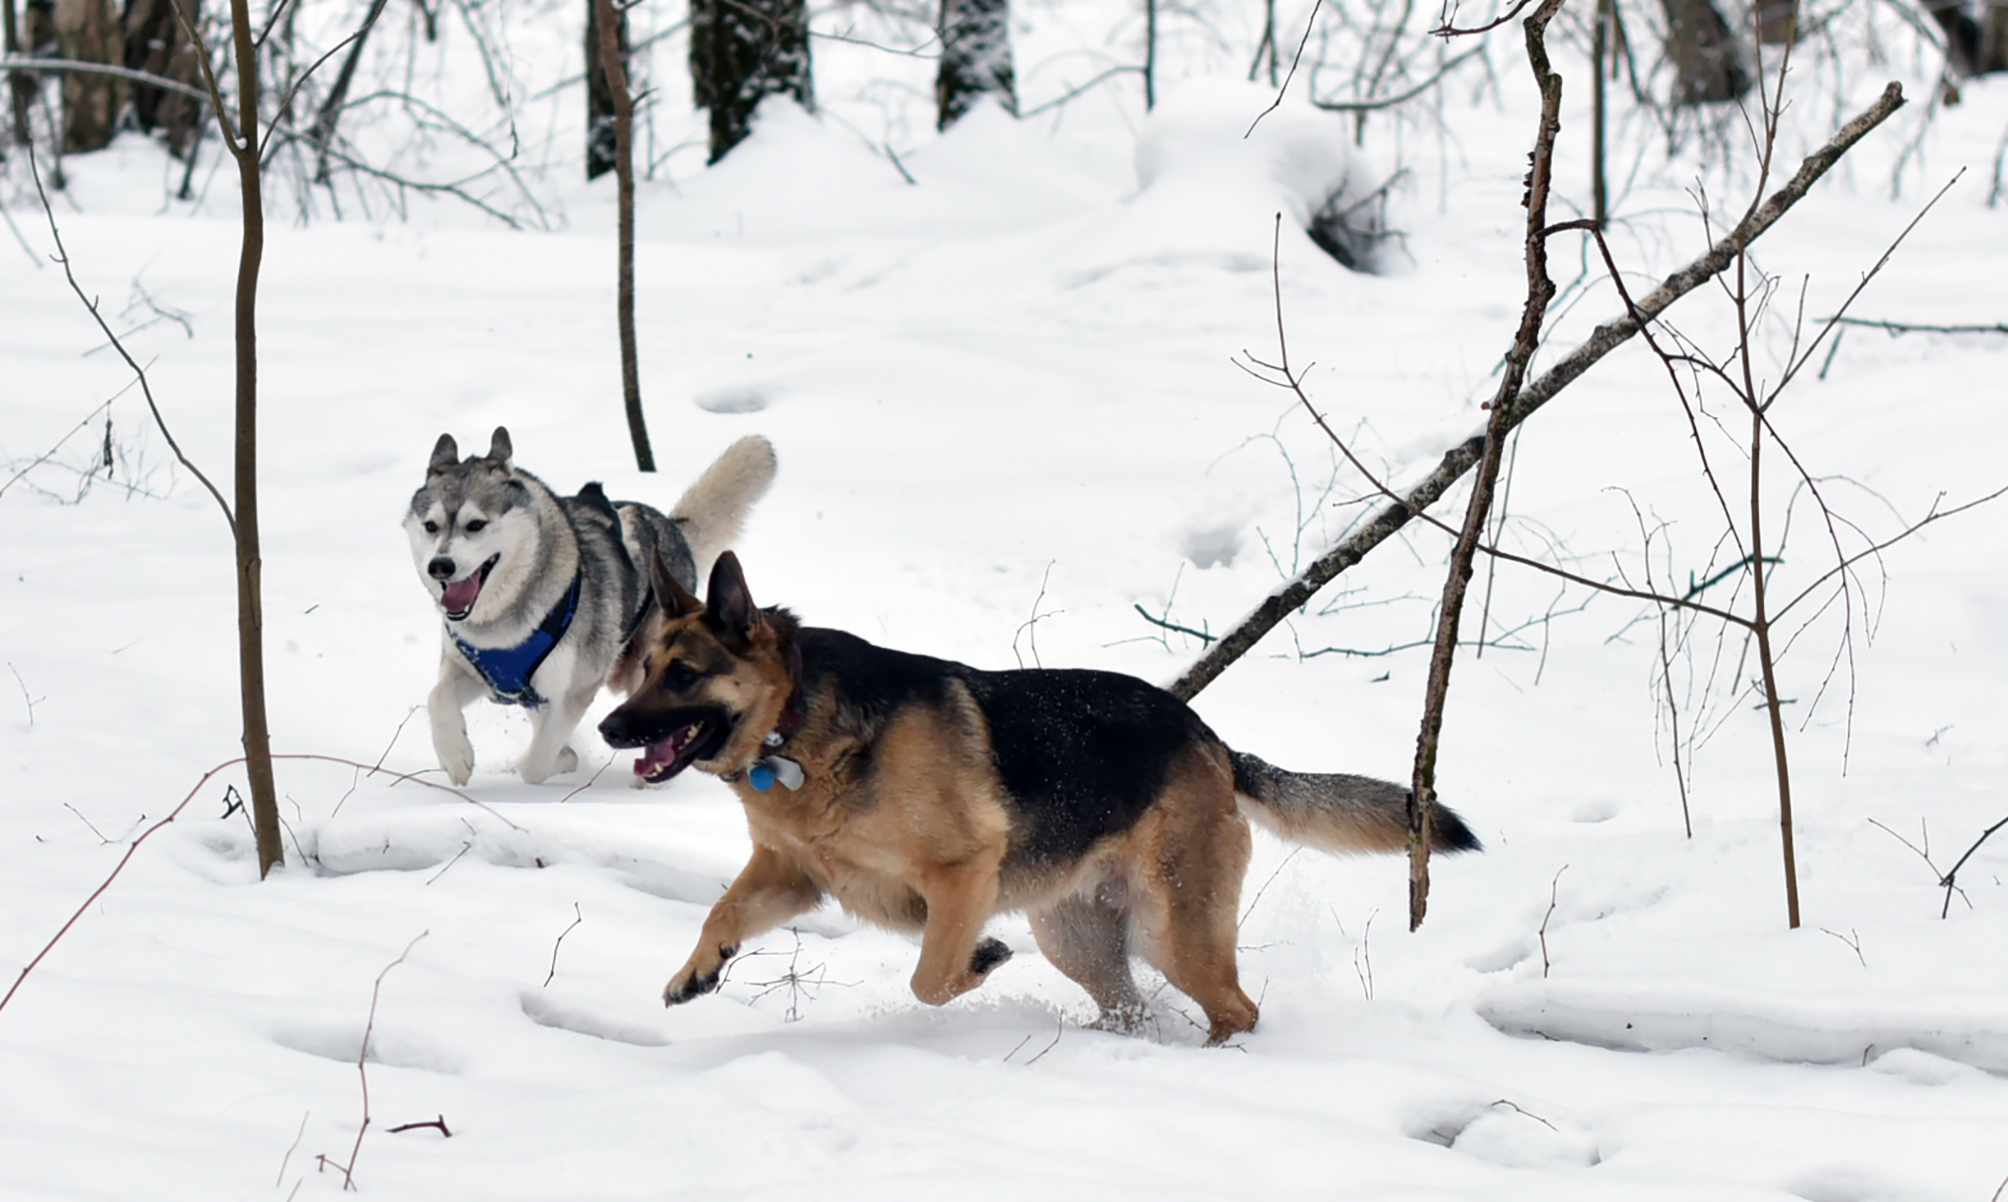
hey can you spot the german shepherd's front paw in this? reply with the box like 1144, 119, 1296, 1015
663, 945, 737, 1006
970, 937, 1013, 977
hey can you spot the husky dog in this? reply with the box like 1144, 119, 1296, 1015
599, 552, 1480, 1045
406, 427, 776, 785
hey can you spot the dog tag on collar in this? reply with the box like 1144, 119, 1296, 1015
747, 756, 804, 792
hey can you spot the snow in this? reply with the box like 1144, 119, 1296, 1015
6, 7, 2008, 1200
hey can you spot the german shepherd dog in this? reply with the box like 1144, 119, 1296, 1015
599, 552, 1479, 1044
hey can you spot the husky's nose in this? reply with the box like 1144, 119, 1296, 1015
428, 557, 456, 580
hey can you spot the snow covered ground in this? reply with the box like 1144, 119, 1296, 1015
4, 7, 2008, 1199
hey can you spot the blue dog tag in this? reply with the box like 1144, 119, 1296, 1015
746, 756, 804, 793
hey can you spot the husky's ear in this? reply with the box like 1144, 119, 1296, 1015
652, 549, 703, 619
705, 551, 759, 637
428, 433, 459, 473
486, 427, 513, 466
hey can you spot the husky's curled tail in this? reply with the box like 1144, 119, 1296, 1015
1231, 750, 1482, 855
667, 435, 777, 577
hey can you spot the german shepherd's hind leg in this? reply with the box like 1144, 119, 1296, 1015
1131, 772, 1260, 1045
1030, 887, 1150, 1035
910, 860, 1008, 1006
428, 657, 486, 785
667, 844, 824, 1005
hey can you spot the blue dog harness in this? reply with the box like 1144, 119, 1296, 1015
453, 573, 582, 708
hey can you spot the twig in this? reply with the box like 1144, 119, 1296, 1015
387, 1115, 451, 1137
1023, 1016, 1065, 1065
1238, 847, 1305, 930
1935, 815, 2008, 920
24, 143, 235, 534
1133, 604, 1215, 645
556, 756, 614, 803
327, 932, 428, 1191
1539, 864, 1566, 977
1818, 926, 1866, 967
0, 760, 227, 1014
333, 707, 424, 816
1818, 317, 2008, 336
423, 839, 473, 886
1011, 562, 1062, 669
1245, 0, 1322, 136
276, 1110, 310, 1186
544, 903, 584, 987
1312, 47, 1482, 112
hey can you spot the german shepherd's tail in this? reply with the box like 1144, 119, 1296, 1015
670, 436, 779, 575
1230, 750, 1481, 855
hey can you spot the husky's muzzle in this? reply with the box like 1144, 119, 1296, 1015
432, 554, 500, 621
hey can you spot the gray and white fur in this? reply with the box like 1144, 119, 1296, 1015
405, 427, 777, 784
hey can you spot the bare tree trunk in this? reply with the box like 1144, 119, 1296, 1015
936, 0, 1014, 129
1660, 0, 1749, 103
689, 0, 811, 164
222, 0, 281, 878
1592, 0, 1611, 226
583, 0, 624, 179
595, 0, 653, 471
4, 0, 35, 148
121, 0, 202, 156
307, 0, 386, 182
1142, 0, 1156, 110
1408, 0, 1566, 931
56, 0, 123, 151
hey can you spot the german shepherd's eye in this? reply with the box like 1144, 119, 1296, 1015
663, 661, 700, 689
464, 519, 487, 533
423, 520, 439, 534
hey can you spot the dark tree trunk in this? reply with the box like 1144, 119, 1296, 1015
936, 0, 1013, 129
1924, 1, 2008, 76
1755, 0, 1796, 44
1660, 0, 1749, 104
121, 0, 202, 156
584, 0, 626, 179
689, 0, 811, 164
5, 0, 35, 150
57, 0, 125, 152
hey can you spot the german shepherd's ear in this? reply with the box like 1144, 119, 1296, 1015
428, 433, 459, 473
705, 551, 760, 637
651, 549, 703, 619
486, 426, 514, 466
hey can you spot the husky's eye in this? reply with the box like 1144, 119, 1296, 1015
464, 519, 487, 533
423, 520, 439, 534
664, 661, 700, 689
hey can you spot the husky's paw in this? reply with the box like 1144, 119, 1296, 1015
555, 745, 579, 775
664, 945, 736, 1006
435, 736, 475, 787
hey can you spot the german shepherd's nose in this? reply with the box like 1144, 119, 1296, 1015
428, 556, 456, 580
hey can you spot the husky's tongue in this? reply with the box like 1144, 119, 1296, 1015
440, 572, 484, 617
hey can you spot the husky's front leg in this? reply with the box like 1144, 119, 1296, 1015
666, 845, 823, 1004
518, 687, 591, 783
428, 655, 486, 785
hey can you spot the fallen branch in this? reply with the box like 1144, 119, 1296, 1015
1168, 81, 1907, 702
